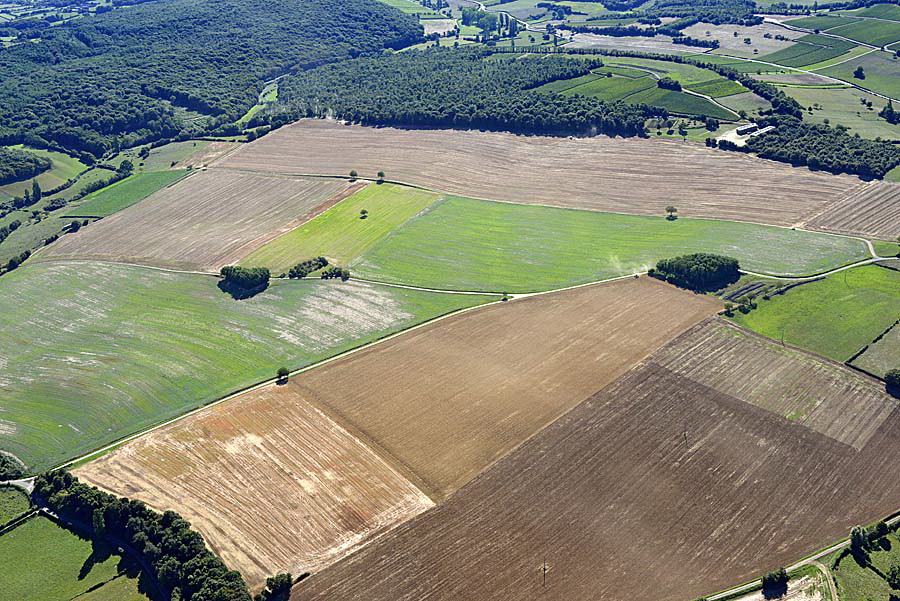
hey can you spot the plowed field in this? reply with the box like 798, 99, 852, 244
39, 170, 349, 270
286, 276, 720, 498
806, 181, 900, 240
75, 386, 433, 591
220, 119, 860, 227
294, 319, 899, 601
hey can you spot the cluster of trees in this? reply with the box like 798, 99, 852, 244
0, 147, 51, 185
850, 521, 891, 556
657, 77, 682, 91
645, 0, 762, 24
4, 249, 31, 273
760, 567, 789, 596
0, 453, 25, 480
0, 0, 424, 158
321, 266, 351, 281
288, 256, 328, 279
879, 100, 899, 125
649, 253, 741, 291
273, 48, 664, 138
33, 471, 253, 601
741, 116, 900, 178
220, 266, 270, 292
0, 220, 22, 246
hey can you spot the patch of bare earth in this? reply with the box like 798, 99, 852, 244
38, 171, 349, 271
75, 386, 433, 592
292, 317, 899, 601
220, 119, 859, 227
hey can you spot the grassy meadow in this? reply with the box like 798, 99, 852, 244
0, 516, 155, 601
0, 262, 495, 472
0, 487, 30, 524
851, 320, 900, 379
827, 18, 900, 47
730, 265, 900, 362
64, 171, 188, 217
821, 51, 900, 97
241, 183, 439, 273
0, 146, 88, 202
829, 529, 900, 601
346, 195, 869, 292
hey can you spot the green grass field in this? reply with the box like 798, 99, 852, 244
0, 516, 155, 601
829, 530, 900, 601
0, 262, 495, 472
63, 171, 188, 218
730, 265, 900, 362
786, 15, 861, 30
686, 78, 747, 98
346, 195, 870, 292
873, 241, 900, 256
0, 487, 30, 524
626, 86, 737, 119
376, 0, 441, 16
785, 85, 900, 140
117, 140, 210, 172
843, 3, 900, 20
761, 34, 857, 67
242, 183, 439, 274
0, 146, 88, 202
821, 50, 900, 97
828, 18, 900, 47
852, 319, 900, 378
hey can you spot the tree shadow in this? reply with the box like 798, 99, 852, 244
878, 537, 892, 552
761, 582, 788, 599
217, 279, 268, 300
78, 536, 113, 580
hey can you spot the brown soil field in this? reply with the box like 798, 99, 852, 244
804, 181, 900, 240
75, 385, 433, 591
219, 119, 859, 227
294, 318, 900, 601
38, 171, 349, 271
288, 276, 720, 499
182, 141, 241, 168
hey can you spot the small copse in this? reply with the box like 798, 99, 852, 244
288, 257, 328, 279
649, 253, 740, 291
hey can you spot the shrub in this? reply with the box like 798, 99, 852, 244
0, 453, 25, 480
321, 266, 350, 281
288, 256, 328, 279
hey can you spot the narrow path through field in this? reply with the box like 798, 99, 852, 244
811, 560, 839, 601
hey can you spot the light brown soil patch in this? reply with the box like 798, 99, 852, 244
220, 119, 859, 227
182, 141, 241, 168
294, 319, 900, 601
75, 386, 433, 591
804, 180, 900, 240
290, 276, 721, 499
39, 171, 349, 271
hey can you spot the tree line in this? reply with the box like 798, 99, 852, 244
0, 147, 51, 185
0, 0, 424, 158
269, 48, 665, 138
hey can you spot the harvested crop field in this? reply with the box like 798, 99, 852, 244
0, 261, 494, 472
804, 181, 900, 240
220, 119, 860, 227
280, 276, 720, 498
294, 319, 900, 601
39, 170, 350, 271
76, 385, 433, 591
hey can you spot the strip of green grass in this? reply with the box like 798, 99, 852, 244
821, 50, 900, 97
0, 262, 496, 472
0, 487, 30, 525
626, 86, 737, 119
63, 171, 188, 217
786, 15, 861, 30
730, 265, 900, 362
845, 3, 900, 20
762, 34, 856, 67
828, 18, 900, 47
0, 516, 155, 601
242, 183, 440, 274
686, 78, 747, 98
350, 195, 870, 292
873, 240, 900, 256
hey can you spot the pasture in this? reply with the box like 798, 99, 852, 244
805, 181, 900, 240
784, 86, 900, 140
0, 487, 29, 524
64, 171, 188, 217
729, 265, 900, 362
294, 318, 899, 601
828, 18, 900, 47
681, 22, 803, 57
786, 15, 861, 31
626, 86, 737, 119
241, 183, 440, 274
843, 3, 900, 19
40, 171, 350, 270
0, 516, 155, 601
0, 261, 493, 472
76, 384, 434, 590
851, 321, 900, 378
830, 529, 900, 600
220, 119, 861, 228
0, 146, 87, 201
761, 34, 856, 67
821, 50, 900, 97
349, 195, 869, 292
277, 277, 720, 498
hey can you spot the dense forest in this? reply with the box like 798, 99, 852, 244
0, 147, 51, 184
0, 0, 423, 158
272, 48, 664, 137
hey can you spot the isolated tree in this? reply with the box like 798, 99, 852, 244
761, 567, 788, 589
853, 65, 865, 79
851, 525, 869, 553
349, 169, 358, 179
665, 205, 678, 220
377, 170, 385, 183
118, 159, 134, 175
31, 179, 41, 203
277, 367, 290, 382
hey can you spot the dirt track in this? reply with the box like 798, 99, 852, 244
294, 319, 900, 601
220, 119, 861, 227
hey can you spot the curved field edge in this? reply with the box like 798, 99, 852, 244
0, 261, 496, 473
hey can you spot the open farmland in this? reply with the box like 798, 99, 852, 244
820, 50, 900, 97
805, 181, 900, 239
241, 183, 440, 274
64, 170, 188, 217
76, 385, 434, 590
271, 277, 720, 498
681, 22, 802, 57
826, 18, 900, 47
39, 171, 350, 270
730, 264, 900, 362
220, 119, 861, 227
0, 146, 88, 202
851, 320, 900, 379
294, 318, 899, 601
761, 34, 856, 67
0, 261, 493, 472
782, 86, 900, 141
0, 515, 156, 601
346, 195, 869, 292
